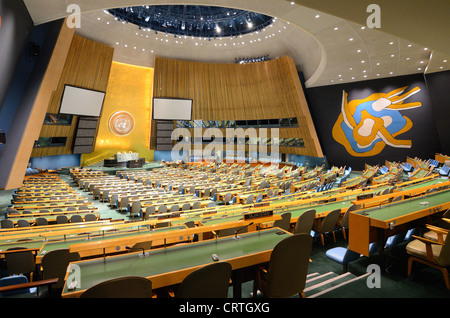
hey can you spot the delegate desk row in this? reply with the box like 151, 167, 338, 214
3, 174, 444, 251
349, 187, 450, 256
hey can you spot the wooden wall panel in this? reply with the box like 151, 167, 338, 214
31, 34, 114, 158
152, 56, 323, 157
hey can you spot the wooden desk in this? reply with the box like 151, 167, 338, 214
61, 228, 290, 298
349, 189, 450, 256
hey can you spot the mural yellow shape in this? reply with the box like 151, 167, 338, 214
332, 86, 422, 157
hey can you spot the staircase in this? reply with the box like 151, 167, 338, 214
304, 271, 370, 298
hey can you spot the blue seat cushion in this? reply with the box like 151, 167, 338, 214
326, 247, 360, 265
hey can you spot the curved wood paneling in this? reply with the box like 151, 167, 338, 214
152, 56, 323, 157
31, 34, 114, 158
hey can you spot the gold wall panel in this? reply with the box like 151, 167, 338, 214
80, 62, 154, 166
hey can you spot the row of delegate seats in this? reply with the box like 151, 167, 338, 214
1, 213, 98, 228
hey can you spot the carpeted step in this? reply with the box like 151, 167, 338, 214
305, 272, 370, 298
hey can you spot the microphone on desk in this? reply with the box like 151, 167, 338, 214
125, 245, 147, 257
234, 222, 253, 240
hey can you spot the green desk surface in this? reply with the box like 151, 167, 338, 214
0, 226, 186, 257
62, 228, 289, 296
354, 189, 450, 222
401, 178, 446, 190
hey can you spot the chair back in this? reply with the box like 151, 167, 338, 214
262, 234, 313, 297
436, 233, 450, 267
5, 247, 36, 277
80, 276, 152, 298
84, 214, 97, 222
120, 197, 129, 207
41, 249, 80, 290
224, 193, 232, 203
340, 204, 360, 228
176, 262, 232, 298
70, 215, 83, 223
17, 219, 30, 228
145, 206, 156, 217
192, 201, 201, 210
131, 201, 141, 213
56, 215, 68, 224
158, 205, 167, 213
273, 212, 291, 231
35, 217, 48, 226
294, 209, 316, 235
317, 209, 341, 233
1, 219, 14, 229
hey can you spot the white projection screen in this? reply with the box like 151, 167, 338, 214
153, 98, 192, 120
59, 85, 106, 117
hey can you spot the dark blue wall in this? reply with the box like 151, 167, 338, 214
0, 23, 53, 150
305, 73, 444, 170
0, 0, 33, 112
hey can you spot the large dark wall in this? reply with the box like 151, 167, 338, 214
306, 73, 444, 170
0, 0, 34, 112
424, 71, 450, 155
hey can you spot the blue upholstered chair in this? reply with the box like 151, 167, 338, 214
0, 275, 37, 297
326, 243, 378, 273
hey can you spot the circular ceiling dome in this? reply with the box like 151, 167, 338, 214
108, 5, 274, 38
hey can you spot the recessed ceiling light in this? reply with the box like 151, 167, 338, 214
389, 41, 394, 45
440, 66, 444, 69
420, 61, 424, 64
349, 67, 353, 71
361, 26, 366, 30
406, 57, 410, 60
349, 38, 354, 41
357, 49, 361, 53
390, 72, 394, 75
391, 54, 395, 57
364, 75, 367, 78
418, 68, 422, 71
444, 60, 448, 63
334, 27, 339, 31
338, 74, 342, 77
361, 60, 365, 63
352, 77, 355, 80
376, 62, 381, 66
290, 1, 295, 4
408, 44, 412, 47
376, 74, 380, 76
315, 15, 320, 18
424, 48, 428, 50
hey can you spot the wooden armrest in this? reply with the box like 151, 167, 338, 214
0, 248, 41, 255
412, 235, 444, 246
426, 224, 449, 235
412, 235, 442, 262
0, 278, 58, 293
